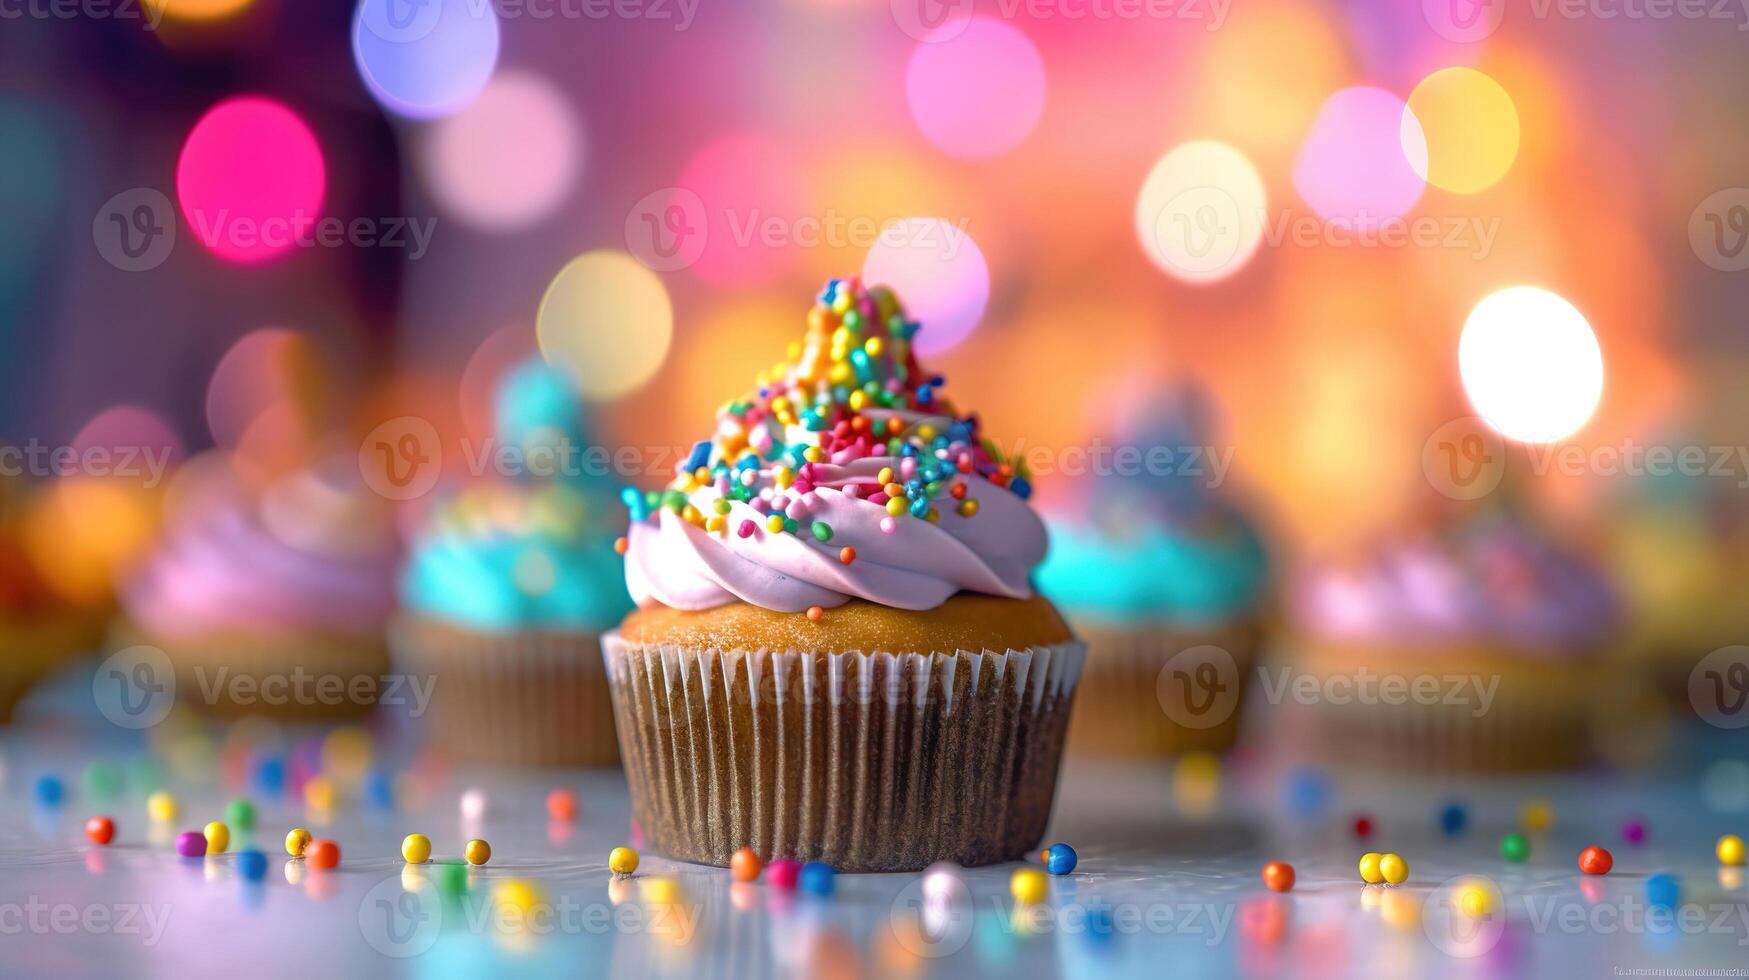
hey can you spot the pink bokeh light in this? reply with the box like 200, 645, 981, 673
176, 97, 326, 264
862, 218, 990, 356
674, 135, 814, 288
905, 17, 1047, 161
1292, 86, 1426, 227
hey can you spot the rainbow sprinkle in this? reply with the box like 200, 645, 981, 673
622, 277, 1030, 541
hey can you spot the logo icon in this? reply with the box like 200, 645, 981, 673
624, 188, 708, 272
359, 874, 442, 958
891, 0, 976, 43
357, 0, 446, 45
887, 869, 975, 959
92, 645, 176, 729
1691, 646, 1749, 729
1422, 0, 1505, 43
1152, 186, 1246, 280
1690, 189, 1749, 272
1423, 875, 1506, 958
1422, 416, 1506, 501
1157, 645, 1240, 730
93, 188, 176, 273
358, 416, 442, 501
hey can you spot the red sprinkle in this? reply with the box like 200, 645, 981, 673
806, 606, 824, 621
613, 537, 628, 555
839, 547, 856, 565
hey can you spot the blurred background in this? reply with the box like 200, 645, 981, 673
1, 0, 1747, 745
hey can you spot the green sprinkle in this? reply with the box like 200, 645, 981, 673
784, 518, 800, 535
811, 522, 833, 542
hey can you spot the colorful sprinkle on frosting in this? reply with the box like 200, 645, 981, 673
620, 277, 1048, 613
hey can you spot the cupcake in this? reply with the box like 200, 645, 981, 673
1035, 384, 1269, 756
0, 483, 104, 722
1606, 476, 1749, 716
1288, 506, 1616, 771
391, 358, 632, 766
119, 458, 397, 719
606, 277, 1084, 872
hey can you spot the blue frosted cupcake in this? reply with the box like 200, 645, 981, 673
1036, 385, 1270, 756
391, 359, 632, 766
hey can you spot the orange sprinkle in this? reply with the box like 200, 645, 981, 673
806, 606, 824, 621
614, 537, 628, 556
839, 547, 856, 565
950, 482, 968, 500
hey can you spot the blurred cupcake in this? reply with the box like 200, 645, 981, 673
607, 277, 1084, 872
0, 482, 105, 722
1606, 474, 1749, 716
390, 358, 632, 766
119, 458, 397, 719
1035, 384, 1270, 756
1289, 506, 1616, 771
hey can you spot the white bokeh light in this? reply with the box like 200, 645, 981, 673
1459, 287, 1603, 444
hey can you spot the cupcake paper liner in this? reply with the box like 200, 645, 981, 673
390, 616, 619, 767
1280, 640, 1597, 771
1065, 617, 1262, 757
603, 632, 1086, 872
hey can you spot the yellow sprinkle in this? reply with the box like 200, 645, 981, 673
918, 424, 937, 440
877, 467, 895, 485
849, 390, 866, 411
285, 828, 312, 857
693, 467, 710, 484
766, 514, 786, 533
832, 326, 850, 348
958, 499, 980, 517
925, 507, 940, 523
864, 336, 884, 357
775, 467, 794, 489
706, 516, 727, 533
786, 341, 802, 360
713, 499, 732, 515
304, 777, 335, 812
828, 363, 852, 385
883, 482, 904, 498
885, 498, 907, 517
803, 446, 824, 464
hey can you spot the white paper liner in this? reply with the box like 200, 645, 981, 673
603, 632, 1086, 872
1066, 618, 1262, 757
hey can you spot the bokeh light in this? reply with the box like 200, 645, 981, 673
71, 406, 186, 477
352, 0, 500, 120
674, 135, 813, 287
142, 0, 255, 21
176, 97, 326, 264
418, 71, 582, 231
535, 251, 672, 400
1197, 1, 1347, 163
206, 328, 327, 466
905, 17, 1046, 161
0, 99, 59, 320
861, 218, 990, 355
1134, 140, 1268, 283
459, 324, 538, 444
1405, 68, 1520, 194
1459, 286, 1604, 443
1293, 87, 1426, 225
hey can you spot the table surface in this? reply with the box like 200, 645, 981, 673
2, 677, 1748, 979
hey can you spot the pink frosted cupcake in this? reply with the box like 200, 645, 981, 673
119, 458, 397, 718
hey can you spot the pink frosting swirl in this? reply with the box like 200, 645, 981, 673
627, 468, 1045, 613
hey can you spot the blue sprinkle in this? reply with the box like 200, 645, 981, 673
237, 849, 268, 883
1646, 873, 1680, 909
253, 755, 287, 797
34, 775, 64, 807
1439, 802, 1468, 837
1044, 842, 1078, 876
1282, 766, 1330, 821
364, 770, 395, 809
1010, 477, 1032, 499
684, 440, 712, 472
799, 861, 836, 897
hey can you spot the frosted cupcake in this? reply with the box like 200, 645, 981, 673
392, 359, 632, 766
607, 277, 1084, 872
120, 459, 396, 718
1290, 507, 1616, 770
1036, 385, 1268, 756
